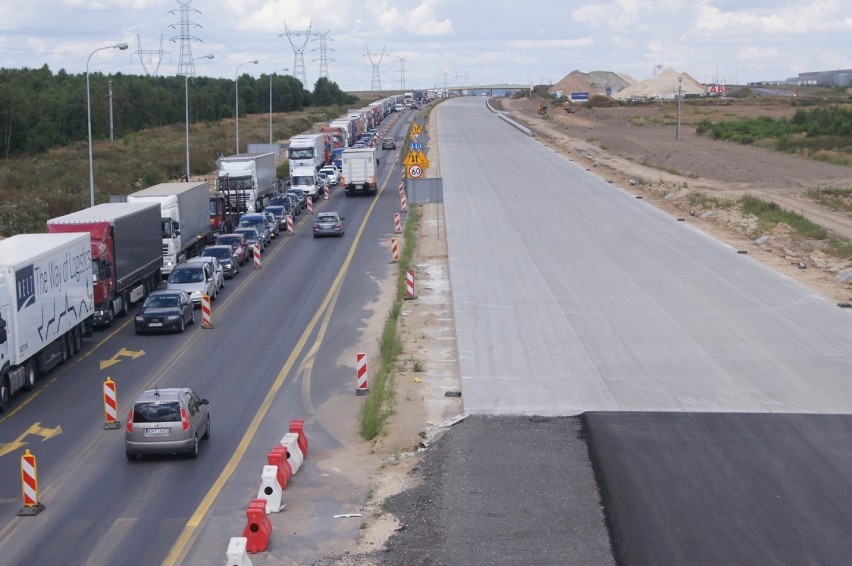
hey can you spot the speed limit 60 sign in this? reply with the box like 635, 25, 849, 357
408, 165, 423, 178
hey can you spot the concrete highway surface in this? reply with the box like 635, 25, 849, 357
0, 112, 415, 564
377, 97, 852, 565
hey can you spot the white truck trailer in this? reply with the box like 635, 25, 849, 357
127, 182, 212, 279
0, 233, 94, 411
216, 152, 277, 214
341, 147, 378, 196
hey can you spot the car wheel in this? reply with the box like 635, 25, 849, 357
179, 317, 185, 333
203, 417, 211, 439
126, 451, 138, 461
188, 435, 199, 459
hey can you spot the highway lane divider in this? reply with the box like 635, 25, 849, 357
201, 295, 214, 329
103, 377, 120, 430
242, 499, 272, 553
252, 244, 262, 270
226, 537, 252, 566
17, 449, 45, 516
356, 352, 369, 395
390, 237, 400, 263
257, 465, 285, 514
405, 269, 416, 300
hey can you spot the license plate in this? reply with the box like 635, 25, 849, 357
149, 322, 163, 327
356, 184, 363, 190
145, 428, 170, 436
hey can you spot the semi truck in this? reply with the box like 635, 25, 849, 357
127, 182, 212, 279
327, 119, 356, 147
47, 202, 163, 326
288, 134, 329, 171
341, 147, 378, 196
0, 233, 95, 411
215, 152, 277, 214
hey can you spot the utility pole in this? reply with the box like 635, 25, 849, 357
396, 56, 408, 91
364, 46, 386, 91
312, 30, 335, 79
676, 74, 683, 140
280, 20, 312, 87
170, 0, 203, 77
135, 34, 166, 76
108, 81, 115, 142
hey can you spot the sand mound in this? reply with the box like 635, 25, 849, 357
549, 70, 632, 97
614, 68, 705, 100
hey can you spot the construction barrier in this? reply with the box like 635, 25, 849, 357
103, 377, 120, 430
286, 214, 294, 235
306, 196, 313, 214
400, 189, 408, 212
225, 537, 253, 566
390, 237, 399, 263
289, 419, 309, 457
257, 465, 285, 514
405, 269, 416, 299
394, 213, 402, 234
267, 446, 293, 490
17, 449, 44, 516
356, 352, 369, 395
253, 244, 261, 270
201, 294, 213, 328
323, 184, 329, 200
242, 499, 272, 554
279, 432, 304, 475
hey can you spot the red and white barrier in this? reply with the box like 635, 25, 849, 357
242, 499, 272, 554
257, 465, 285, 514
17, 449, 44, 516
323, 184, 329, 200
405, 269, 415, 299
279, 432, 304, 475
306, 196, 313, 214
394, 213, 402, 234
390, 237, 399, 263
289, 419, 308, 457
201, 294, 213, 328
226, 537, 252, 566
266, 446, 292, 490
400, 189, 408, 212
253, 244, 261, 270
103, 377, 120, 430
356, 352, 369, 395
286, 214, 294, 235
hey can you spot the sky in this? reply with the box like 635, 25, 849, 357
0, 0, 850, 91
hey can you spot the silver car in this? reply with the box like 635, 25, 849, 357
125, 387, 210, 460
166, 261, 218, 305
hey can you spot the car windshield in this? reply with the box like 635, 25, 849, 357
235, 230, 257, 242
266, 206, 284, 215
217, 237, 239, 247
144, 294, 179, 308
168, 267, 202, 284
317, 214, 337, 222
132, 401, 181, 423
203, 248, 229, 259
292, 176, 314, 186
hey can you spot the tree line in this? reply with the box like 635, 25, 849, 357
0, 65, 357, 157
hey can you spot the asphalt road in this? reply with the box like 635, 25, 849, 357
0, 111, 414, 564
375, 97, 852, 565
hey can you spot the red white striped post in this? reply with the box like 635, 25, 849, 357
394, 213, 402, 234
103, 377, 120, 430
405, 269, 415, 299
400, 166, 406, 177
390, 237, 399, 263
17, 449, 45, 516
253, 243, 262, 270
307, 196, 313, 214
201, 294, 214, 328
323, 184, 329, 200
400, 190, 408, 212
287, 214, 294, 235
356, 352, 369, 395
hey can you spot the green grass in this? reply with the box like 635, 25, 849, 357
805, 186, 852, 213
687, 192, 734, 209
740, 195, 829, 239
359, 203, 421, 441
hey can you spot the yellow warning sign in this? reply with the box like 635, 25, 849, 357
410, 123, 421, 135
403, 151, 430, 168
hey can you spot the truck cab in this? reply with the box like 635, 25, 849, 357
290, 168, 321, 200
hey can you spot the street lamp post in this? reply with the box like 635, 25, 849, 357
87, 42, 128, 207
185, 54, 215, 181
269, 68, 289, 144
235, 60, 259, 154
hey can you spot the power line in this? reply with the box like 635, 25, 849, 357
170, 0, 203, 77
312, 30, 335, 80
280, 20, 312, 87
364, 45, 386, 91
396, 56, 408, 91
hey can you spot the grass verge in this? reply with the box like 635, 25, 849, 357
359, 204, 420, 440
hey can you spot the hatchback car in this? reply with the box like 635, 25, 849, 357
263, 210, 279, 239
125, 387, 210, 460
264, 205, 288, 230
216, 233, 249, 265
134, 290, 194, 334
313, 211, 345, 238
238, 213, 271, 246
319, 166, 340, 185
233, 227, 263, 254
201, 245, 239, 278
185, 256, 224, 294
166, 261, 218, 305
382, 137, 397, 150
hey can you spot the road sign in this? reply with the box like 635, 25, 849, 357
411, 123, 421, 135
410, 142, 422, 150
408, 165, 423, 178
403, 151, 430, 168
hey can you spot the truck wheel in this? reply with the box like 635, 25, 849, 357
21, 361, 37, 391
64, 332, 74, 360
73, 325, 83, 354
0, 377, 10, 412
